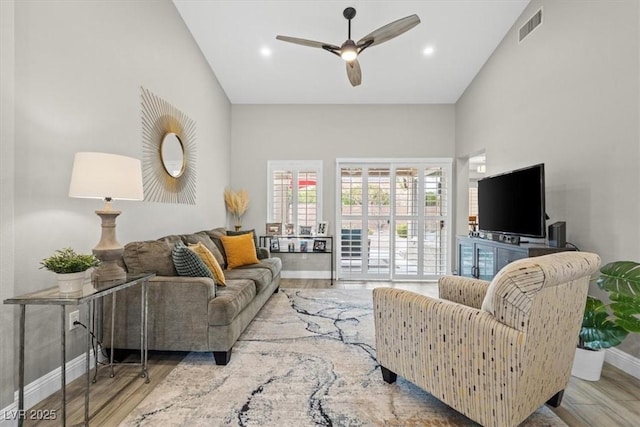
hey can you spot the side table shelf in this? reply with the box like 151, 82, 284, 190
3, 273, 154, 426
259, 235, 333, 284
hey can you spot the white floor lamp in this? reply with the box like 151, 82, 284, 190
68, 152, 144, 285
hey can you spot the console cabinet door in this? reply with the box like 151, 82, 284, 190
475, 243, 496, 281
496, 248, 527, 272
458, 240, 475, 277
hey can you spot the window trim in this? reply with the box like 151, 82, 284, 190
267, 160, 323, 227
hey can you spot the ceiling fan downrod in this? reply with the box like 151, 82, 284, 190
343, 7, 356, 40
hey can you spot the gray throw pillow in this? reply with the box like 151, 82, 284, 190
171, 243, 214, 279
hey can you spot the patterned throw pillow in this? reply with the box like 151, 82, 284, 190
188, 242, 226, 286
171, 243, 214, 279
219, 232, 259, 270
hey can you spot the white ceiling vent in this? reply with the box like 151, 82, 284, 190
519, 8, 542, 43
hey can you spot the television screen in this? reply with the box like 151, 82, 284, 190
478, 163, 546, 238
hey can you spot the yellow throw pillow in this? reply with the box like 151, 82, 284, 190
188, 242, 226, 286
220, 232, 259, 269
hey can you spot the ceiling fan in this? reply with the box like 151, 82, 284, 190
276, 7, 420, 87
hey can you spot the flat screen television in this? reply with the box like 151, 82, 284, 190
478, 163, 546, 238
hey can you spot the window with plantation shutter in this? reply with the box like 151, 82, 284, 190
267, 161, 323, 232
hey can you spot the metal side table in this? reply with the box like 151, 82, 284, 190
4, 273, 154, 426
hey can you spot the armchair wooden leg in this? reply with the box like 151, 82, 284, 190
213, 350, 232, 365
381, 366, 397, 384
546, 390, 564, 407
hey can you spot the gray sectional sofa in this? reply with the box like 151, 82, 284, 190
103, 227, 281, 365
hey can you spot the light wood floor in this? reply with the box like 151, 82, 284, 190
26, 279, 640, 426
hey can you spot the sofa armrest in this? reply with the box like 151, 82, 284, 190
150, 275, 216, 298
257, 246, 270, 260
438, 275, 490, 309
104, 275, 217, 351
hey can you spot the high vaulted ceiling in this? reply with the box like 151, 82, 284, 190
173, 1, 530, 104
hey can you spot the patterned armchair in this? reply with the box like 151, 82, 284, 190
373, 251, 600, 427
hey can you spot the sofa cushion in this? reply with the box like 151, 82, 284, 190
123, 239, 177, 276
180, 233, 225, 268
254, 257, 282, 277
208, 279, 256, 326
226, 228, 258, 248
172, 243, 214, 280
224, 264, 273, 294
201, 228, 228, 269
220, 233, 260, 269
188, 242, 226, 286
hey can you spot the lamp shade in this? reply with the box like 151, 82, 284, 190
69, 152, 144, 201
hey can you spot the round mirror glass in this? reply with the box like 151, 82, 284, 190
160, 132, 185, 177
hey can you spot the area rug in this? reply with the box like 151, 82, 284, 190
120, 288, 566, 426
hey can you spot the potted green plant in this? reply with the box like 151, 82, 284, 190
572, 261, 640, 381
41, 248, 99, 293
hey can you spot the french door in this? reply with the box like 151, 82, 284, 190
336, 159, 451, 281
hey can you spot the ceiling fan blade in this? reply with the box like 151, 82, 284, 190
276, 35, 339, 51
346, 59, 362, 87
357, 14, 420, 50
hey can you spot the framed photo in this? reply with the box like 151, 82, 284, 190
299, 225, 312, 236
284, 223, 295, 236
316, 221, 329, 236
269, 238, 280, 252
266, 222, 282, 236
313, 239, 327, 252
299, 240, 308, 252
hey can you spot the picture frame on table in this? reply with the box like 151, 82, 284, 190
299, 225, 313, 236
313, 239, 327, 252
269, 238, 280, 252
266, 223, 282, 236
284, 223, 295, 236
316, 221, 329, 236
299, 240, 308, 252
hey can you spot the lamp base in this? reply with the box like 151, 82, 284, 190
93, 209, 127, 286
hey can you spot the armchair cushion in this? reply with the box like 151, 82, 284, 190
438, 275, 490, 309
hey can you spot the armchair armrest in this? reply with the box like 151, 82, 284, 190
438, 275, 490, 309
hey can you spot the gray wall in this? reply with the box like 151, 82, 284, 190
1, 0, 231, 407
455, 0, 639, 355
230, 104, 455, 271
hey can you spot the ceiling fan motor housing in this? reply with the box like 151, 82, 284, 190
343, 7, 356, 20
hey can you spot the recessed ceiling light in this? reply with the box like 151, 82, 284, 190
260, 47, 272, 57
423, 46, 435, 56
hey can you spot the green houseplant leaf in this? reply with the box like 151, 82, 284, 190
597, 261, 640, 296
579, 296, 628, 350
40, 248, 99, 274
580, 261, 640, 350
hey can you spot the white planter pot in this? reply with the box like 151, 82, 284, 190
57, 271, 87, 293
571, 347, 606, 381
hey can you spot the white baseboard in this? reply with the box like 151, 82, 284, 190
605, 347, 640, 380
0, 349, 96, 426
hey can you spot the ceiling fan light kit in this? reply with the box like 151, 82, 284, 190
276, 7, 420, 87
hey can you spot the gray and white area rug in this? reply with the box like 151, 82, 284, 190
121, 288, 565, 426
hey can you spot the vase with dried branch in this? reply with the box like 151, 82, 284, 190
224, 188, 250, 231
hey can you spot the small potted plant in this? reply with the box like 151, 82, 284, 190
41, 248, 99, 293
572, 261, 640, 381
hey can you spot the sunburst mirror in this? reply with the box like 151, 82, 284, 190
141, 87, 196, 204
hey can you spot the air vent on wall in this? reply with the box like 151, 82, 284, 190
519, 8, 542, 43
